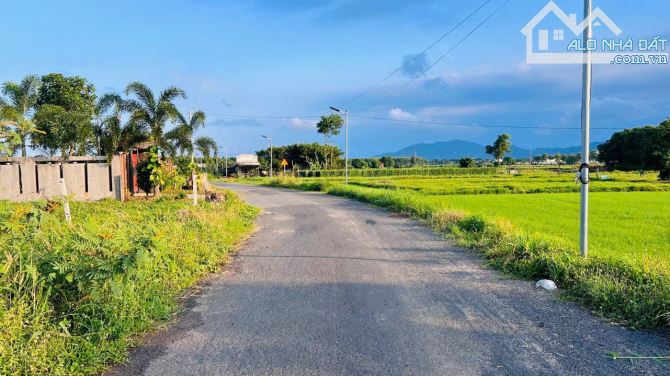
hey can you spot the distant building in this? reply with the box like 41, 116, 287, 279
538, 158, 560, 165
235, 154, 260, 176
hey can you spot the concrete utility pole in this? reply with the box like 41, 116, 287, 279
190, 112, 197, 205
262, 135, 273, 178
330, 106, 349, 186
218, 146, 228, 178
59, 178, 72, 223
579, 0, 593, 258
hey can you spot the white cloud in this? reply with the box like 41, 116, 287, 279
287, 117, 317, 129
388, 107, 416, 121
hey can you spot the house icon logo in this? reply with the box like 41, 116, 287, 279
521, 1, 667, 65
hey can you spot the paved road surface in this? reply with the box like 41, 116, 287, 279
110, 184, 669, 375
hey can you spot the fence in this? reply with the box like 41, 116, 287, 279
297, 166, 502, 178
0, 156, 124, 202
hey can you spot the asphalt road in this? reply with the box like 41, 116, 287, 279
110, 184, 670, 376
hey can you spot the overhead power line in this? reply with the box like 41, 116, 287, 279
373, 0, 512, 107
348, 114, 625, 130
341, 0, 494, 107
202, 112, 624, 131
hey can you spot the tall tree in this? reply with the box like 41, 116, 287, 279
124, 82, 186, 147
316, 114, 343, 144
165, 110, 206, 157
485, 133, 511, 163
32, 74, 96, 157
93, 93, 124, 156
316, 114, 343, 168
195, 136, 217, 159
1, 100, 21, 155
659, 119, 670, 180
598, 119, 670, 180
1, 74, 41, 156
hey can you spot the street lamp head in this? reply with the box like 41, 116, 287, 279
261, 135, 268, 139
329, 106, 341, 113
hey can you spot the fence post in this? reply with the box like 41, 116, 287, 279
59, 178, 72, 223
192, 171, 198, 205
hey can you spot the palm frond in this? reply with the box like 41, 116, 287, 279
20, 74, 40, 104
159, 86, 186, 103
1, 81, 22, 108
190, 110, 206, 129
96, 93, 123, 115
125, 82, 156, 111
2, 74, 40, 113
194, 136, 217, 159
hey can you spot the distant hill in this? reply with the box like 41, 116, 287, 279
377, 140, 602, 160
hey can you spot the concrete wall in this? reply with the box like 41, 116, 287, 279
0, 156, 123, 202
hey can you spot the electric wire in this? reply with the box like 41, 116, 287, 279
204, 112, 625, 131
340, 0, 494, 107
372, 0, 512, 107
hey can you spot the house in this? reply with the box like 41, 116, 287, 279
235, 154, 260, 177
521, 1, 622, 64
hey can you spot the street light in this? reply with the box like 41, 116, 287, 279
329, 106, 349, 186
261, 135, 273, 178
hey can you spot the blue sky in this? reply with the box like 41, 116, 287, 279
3, 0, 668, 157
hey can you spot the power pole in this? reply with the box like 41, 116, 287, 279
345, 109, 349, 185
190, 111, 197, 205
329, 106, 349, 186
579, 0, 593, 258
224, 147, 228, 178
262, 135, 273, 178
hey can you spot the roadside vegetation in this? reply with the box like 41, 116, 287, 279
0, 193, 257, 374
252, 171, 670, 329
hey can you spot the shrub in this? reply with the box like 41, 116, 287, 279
136, 159, 155, 195
0, 192, 257, 374
459, 157, 476, 168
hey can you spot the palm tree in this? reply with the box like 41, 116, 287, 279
93, 93, 123, 155
124, 82, 186, 147
1, 74, 40, 156
195, 136, 217, 159
165, 110, 206, 158
96, 95, 149, 158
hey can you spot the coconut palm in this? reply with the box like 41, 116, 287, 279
1, 74, 41, 156
93, 93, 124, 155
124, 82, 186, 147
165, 110, 206, 158
194, 136, 217, 160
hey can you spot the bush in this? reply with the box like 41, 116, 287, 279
136, 159, 155, 195
0, 193, 257, 374
459, 157, 476, 168
659, 167, 670, 181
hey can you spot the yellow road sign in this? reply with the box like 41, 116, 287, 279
281, 159, 289, 167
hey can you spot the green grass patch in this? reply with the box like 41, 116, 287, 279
0, 192, 258, 375
263, 176, 670, 329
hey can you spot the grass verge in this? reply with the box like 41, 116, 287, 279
0, 191, 258, 375
263, 177, 670, 330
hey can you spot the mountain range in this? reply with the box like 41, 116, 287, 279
377, 140, 603, 160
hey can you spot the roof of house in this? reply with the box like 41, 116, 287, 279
236, 154, 260, 167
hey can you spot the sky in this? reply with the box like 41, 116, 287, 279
2, 0, 669, 157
